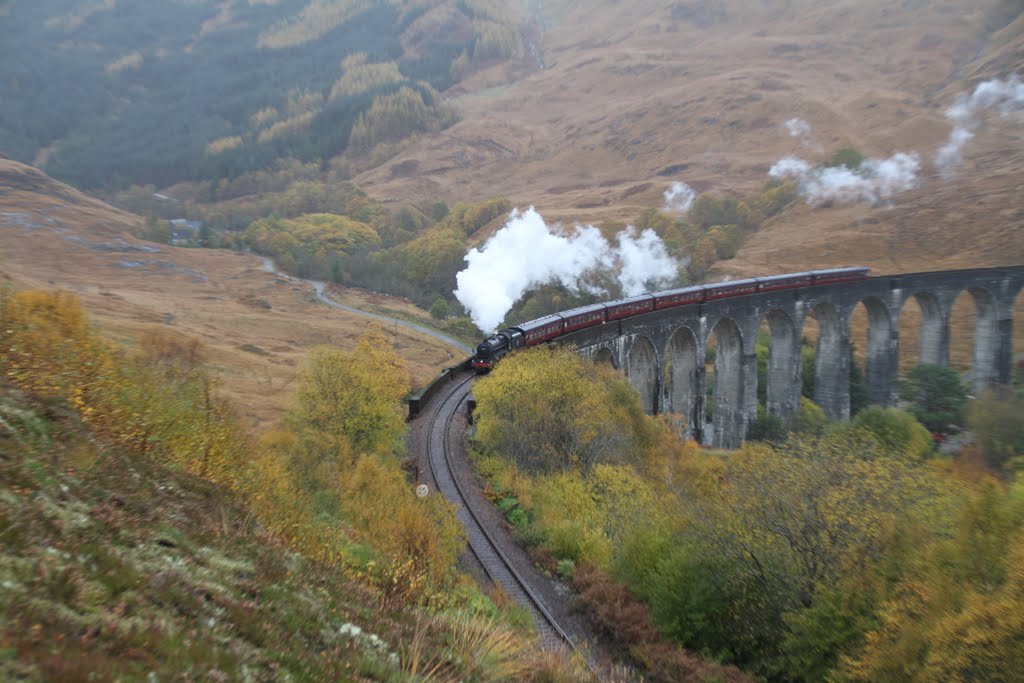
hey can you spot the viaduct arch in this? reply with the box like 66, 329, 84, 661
569, 266, 1024, 448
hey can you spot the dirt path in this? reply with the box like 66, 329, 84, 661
258, 257, 474, 355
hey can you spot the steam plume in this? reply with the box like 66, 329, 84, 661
785, 117, 811, 138
934, 75, 1024, 178
663, 181, 695, 212
769, 152, 920, 206
454, 207, 679, 332
784, 117, 823, 154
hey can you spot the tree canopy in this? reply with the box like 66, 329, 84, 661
899, 363, 968, 433
473, 346, 654, 473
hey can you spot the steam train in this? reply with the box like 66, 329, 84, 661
471, 266, 870, 372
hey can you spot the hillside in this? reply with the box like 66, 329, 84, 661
2, 0, 1023, 372
0, 0, 525, 191
0, 373, 598, 681
1, 0, 1020, 281
0, 159, 458, 429
0, 383, 419, 680
358, 0, 1024, 243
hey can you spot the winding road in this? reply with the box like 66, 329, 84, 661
259, 256, 473, 354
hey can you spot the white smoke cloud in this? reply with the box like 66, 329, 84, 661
769, 156, 812, 178
615, 227, 679, 296
784, 117, 822, 153
663, 181, 695, 213
785, 117, 811, 139
454, 207, 680, 332
934, 75, 1024, 178
769, 152, 921, 206
934, 127, 974, 172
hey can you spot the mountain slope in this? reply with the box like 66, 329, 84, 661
0, 159, 458, 428
356, 0, 1021, 220
0, 0, 522, 190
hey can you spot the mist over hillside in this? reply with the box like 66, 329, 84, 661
0, 0, 526, 190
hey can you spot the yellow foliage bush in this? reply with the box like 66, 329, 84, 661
473, 345, 653, 473
341, 455, 464, 607
839, 480, 1024, 681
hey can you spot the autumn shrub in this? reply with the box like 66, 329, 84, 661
341, 455, 464, 607
284, 326, 409, 509
1, 288, 104, 397
789, 395, 827, 435
966, 386, 1024, 473
273, 325, 467, 602
837, 479, 1024, 680
0, 288, 352, 568
572, 563, 751, 683
481, 453, 668, 571
473, 346, 654, 473
843, 405, 933, 461
658, 432, 958, 677
0, 290, 248, 486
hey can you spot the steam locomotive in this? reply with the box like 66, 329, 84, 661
471, 267, 870, 372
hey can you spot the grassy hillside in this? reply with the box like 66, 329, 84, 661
0, 382, 415, 680
0, 279, 604, 681
0, 377, 589, 681
0, 159, 460, 429
356, 0, 1022, 223
5, 0, 1022, 284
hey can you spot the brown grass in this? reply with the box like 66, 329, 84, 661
351, 0, 1020, 224
0, 160, 458, 430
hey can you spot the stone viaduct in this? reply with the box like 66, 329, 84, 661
558, 266, 1024, 448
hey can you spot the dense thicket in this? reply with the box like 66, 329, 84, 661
471, 347, 1024, 681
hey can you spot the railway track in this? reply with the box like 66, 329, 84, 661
424, 369, 577, 651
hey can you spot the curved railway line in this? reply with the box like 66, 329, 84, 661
423, 368, 579, 652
